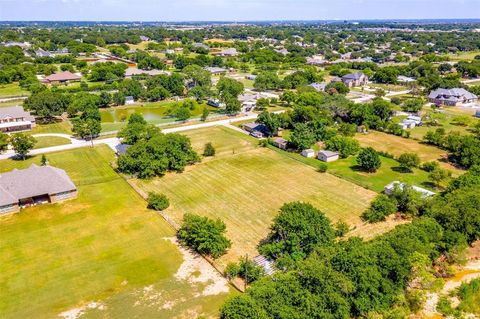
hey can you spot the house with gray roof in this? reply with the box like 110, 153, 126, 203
125, 67, 170, 79
333, 72, 368, 87
428, 88, 478, 106
0, 165, 77, 214
204, 66, 227, 75
0, 106, 36, 133
309, 82, 327, 92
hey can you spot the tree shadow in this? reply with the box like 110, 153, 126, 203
391, 166, 412, 173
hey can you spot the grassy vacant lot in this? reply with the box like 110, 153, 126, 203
0, 146, 232, 319
354, 131, 462, 174
0, 83, 30, 98
30, 121, 72, 135
33, 136, 71, 149
271, 146, 432, 193
133, 127, 379, 265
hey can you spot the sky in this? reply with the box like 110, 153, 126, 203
0, 0, 479, 21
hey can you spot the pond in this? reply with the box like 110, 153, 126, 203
101, 106, 169, 124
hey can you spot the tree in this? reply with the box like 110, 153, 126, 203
117, 133, 199, 178
357, 147, 381, 172
224, 96, 241, 114
290, 123, 316, 150
183, 64, 211, 88
117, 113, 159, 145
325, 81, 349, 94
40, 154, 48, 166
259, 202, 335, 262
398, 153, 420, 172
72, 108, 101, 140
402, 98, 424, 113
429, 167, 452, 188
325, 136, 360, 158
203, 142, 216, 157
200, 107, 209, 121
173, 105, 191, 121
335, 220, 350, 237
220, 295, 269, 319
177, 214, 232, 258
256, 111, 281, 136
99, 92, 111, 108
237, 257, 265, 284
254, 72, 281, 91
10, 133, 36, 160
0, 131, 8, 153
217, 77, 244, 102
362, 194, 397, 223
255, 98, 270, 111
281, 90, 297, 106
112, 92, 126, 106
24, 91, 70, 122
147, 193, 170, 211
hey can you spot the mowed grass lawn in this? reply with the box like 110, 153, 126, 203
0, 146, 232, 319
33, 136, 71, 149
133, 127, 378, 265
0, 83, 30, 98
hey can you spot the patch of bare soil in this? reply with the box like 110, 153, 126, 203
58, 302, 106, 319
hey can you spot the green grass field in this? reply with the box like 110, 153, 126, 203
30, 121, 72, 135
0, 83, 30, 98
33, 136, 72, 149
133, 127, 380, 266
0, 146, 232, 319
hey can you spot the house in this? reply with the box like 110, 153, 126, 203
407, 115, 422, 125
139, 35, 150, 42
35, 48, 53, 58
273, 138, 288, 150
42, 71, 81, 84
310, 82, 327, 92
475, 110, 480, 118
384, 181, 436, 198
165, 49, 175, 55
306, 55, 326, 65
428, 88, 478, 106
125, 96, 135, 105
193, 43, 210, 51
0, 106, 36, 133
125, 67, 170, 78
0, 165, 77, 215
301, 149, 315, 158
204, 66, 227, 75
243, 123, 269, 136
333, 72, 368, 87
318, 150, 339, 162
397, 75, 416, 83
219, 48, 238, 57
275, 48, 289, 56
398, 120, 417, 129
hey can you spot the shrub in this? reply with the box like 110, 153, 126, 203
334, 220, 350, 237
317, 163, 328, 173
224, 262, 240, 279
203, 142, 216, 157
147, 192, 170, 211
420, 161, 440, 172
398, 152, 420, 171
362, 194, 397, 223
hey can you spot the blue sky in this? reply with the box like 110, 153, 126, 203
0, 0, 479, 21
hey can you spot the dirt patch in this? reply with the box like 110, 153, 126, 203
58, 302, 105, 319
164, 237, 229, 296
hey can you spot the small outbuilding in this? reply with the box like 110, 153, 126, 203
301, 149, 315, 158
318, 150, 339, 162
125, 96, 135, 105
273, 138, 288, 150
384, 181, 436, 198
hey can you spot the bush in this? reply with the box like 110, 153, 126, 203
317, 163, 328, 173
177, 214, 232, 259
334, 220, 350, 237
420, 161, 440, 172
362, 194, 397, 223
398, 152, 420, 172
147, 192, 170, 211
224, 262, 240, 279
203, 142, 216, 157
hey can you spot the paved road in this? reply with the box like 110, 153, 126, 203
0, 113, 261, 160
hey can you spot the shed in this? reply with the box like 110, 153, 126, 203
318, 150, 339, 162
384, 181, 436, 198
273, 138, 288, 150
301, 149, 315, 158
125, 96, 135, 105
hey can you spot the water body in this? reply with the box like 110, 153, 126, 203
101, 107, 169, 124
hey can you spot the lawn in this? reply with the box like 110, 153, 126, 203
33, 136, 72, 149
30, 121, 72, 135
354, 131, 462, 174
132, 126, 379, 266
0, 83, 30, 98
0, 146, 232, 319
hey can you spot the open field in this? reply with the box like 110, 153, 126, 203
132, 126, 379, 265
0, 146, 232, 319
33, 135, 72, 149
444, 50, 480, 62
354, 131, 462, 174
270, 145, 432, 193
0, 83, 30, 98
